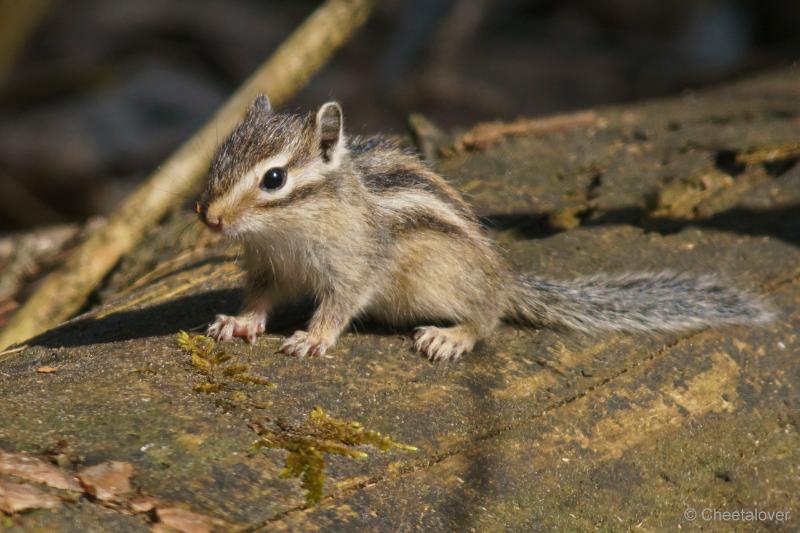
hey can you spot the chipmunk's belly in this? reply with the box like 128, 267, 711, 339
366, 233, 499, 326
367, 275, 463, 326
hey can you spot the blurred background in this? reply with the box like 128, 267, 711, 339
0, 0, 798, 231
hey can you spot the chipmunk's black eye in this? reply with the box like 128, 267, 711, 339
260, 167, 286, 191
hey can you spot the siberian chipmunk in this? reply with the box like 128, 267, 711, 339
197, 95, 773, 362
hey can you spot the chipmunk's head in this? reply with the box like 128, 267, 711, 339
197, 94, 347, 237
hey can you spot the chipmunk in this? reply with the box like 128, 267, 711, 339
197, 95, 773, 362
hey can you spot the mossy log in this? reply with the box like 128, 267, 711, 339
1, 69, 799, 531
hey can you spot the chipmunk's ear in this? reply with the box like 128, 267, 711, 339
315, 101, 344, 164
251, 94, 272, 114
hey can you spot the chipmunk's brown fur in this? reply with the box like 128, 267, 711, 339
198, 95, 773, 362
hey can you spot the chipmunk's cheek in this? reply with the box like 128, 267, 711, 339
223, 209, 265, 238
226, 220, 249, 238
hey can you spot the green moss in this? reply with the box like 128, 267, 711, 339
176, 331, 275, 396
254, 407, 417, 505
193, 382, 221, 393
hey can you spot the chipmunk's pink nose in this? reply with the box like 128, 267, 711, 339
197, 202, 224, 232
205, 216, 224, 232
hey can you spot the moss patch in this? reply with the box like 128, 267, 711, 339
253, 407, 416, 505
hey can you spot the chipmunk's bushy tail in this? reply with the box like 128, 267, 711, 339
506, 272, 774, 333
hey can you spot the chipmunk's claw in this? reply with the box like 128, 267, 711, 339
280, 330, 331, 358
414, 326, 473, 363
207, 314, 265, 343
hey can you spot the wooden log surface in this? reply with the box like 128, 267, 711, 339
0, 69, 798, 531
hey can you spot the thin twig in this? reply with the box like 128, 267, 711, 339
0, 0, 377, 349
450, 111, 599, 153
0, 345, 27, 361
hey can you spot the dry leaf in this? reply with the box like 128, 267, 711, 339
36, 366, 57, 374
156, 507, 215, 533
77, 461, 134, 501
0, 478, 61, 513
0, 451, 82, 491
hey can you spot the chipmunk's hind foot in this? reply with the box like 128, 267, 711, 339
280, 330, 332, 358
414, 325, 478, 363
207, 313, 265, 344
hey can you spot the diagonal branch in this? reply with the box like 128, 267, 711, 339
0, 0, 377, 349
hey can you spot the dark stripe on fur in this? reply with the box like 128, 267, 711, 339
363, 168, 474, 218
348, 135, 395, 154
257, 178, 338, 209
363, 169, 431, 192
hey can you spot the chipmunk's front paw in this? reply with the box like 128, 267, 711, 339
280, 330, 332, 358
207, 313, 265, 344
414, 326, 475, 363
